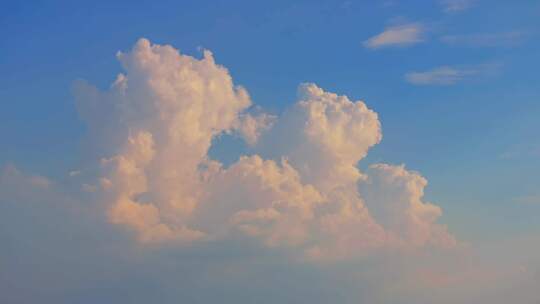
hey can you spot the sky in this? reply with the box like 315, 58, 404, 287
1, 0, 539, 303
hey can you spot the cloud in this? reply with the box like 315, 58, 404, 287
363, 23, 425, 49
404, 64, 501, 86
360, 164, 455, 248
441, 31, 528, 47
0, 164, 54, 204
259, 83, 382, 191
1, 166, 538, 303
405, 66, 474, 85
440, 0, 475, 13
69, 38, 456, 260
1, 38, 539, 303
499, 143, 540, 160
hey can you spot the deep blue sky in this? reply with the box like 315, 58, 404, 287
1, 0, 539, 242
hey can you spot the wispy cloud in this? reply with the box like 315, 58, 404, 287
405, 67, 475, 85
499, 143, 540, 160
363, 23, 425, 49
405, 64, 501, 86
440, 0, 475, 13
441, 31, 528, 47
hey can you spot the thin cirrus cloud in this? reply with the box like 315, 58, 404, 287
440, 0, 475, 13
499, 143, 540, 160
404, 64, 501, 86
441, 31, 528, 47
363, 23, 425, 49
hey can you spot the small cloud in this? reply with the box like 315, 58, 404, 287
405, 64, 501, 86
340, 1, 353, 9
69, 170, 81, 177
499, 144, 540, 160
440, 0, 475, 13
405, 67, 473, 85
381, 1, 396, 8
441, 31, 528, 47
363, 23, 425, 49
82, 183, 98, 192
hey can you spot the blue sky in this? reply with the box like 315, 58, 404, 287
1, 0, 540, 303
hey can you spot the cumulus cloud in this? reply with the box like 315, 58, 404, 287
259, 83, 382, 191
70, 38, 455, 260
361, 164, 455, 248
363, 23, 425, 49
76, 39, 262, 243
404, 64, 501, 86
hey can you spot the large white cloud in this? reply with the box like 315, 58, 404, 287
2, 38, 539, 303
72, 38, 455, 259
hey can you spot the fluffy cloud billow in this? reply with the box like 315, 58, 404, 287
72, 38, 455, 259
